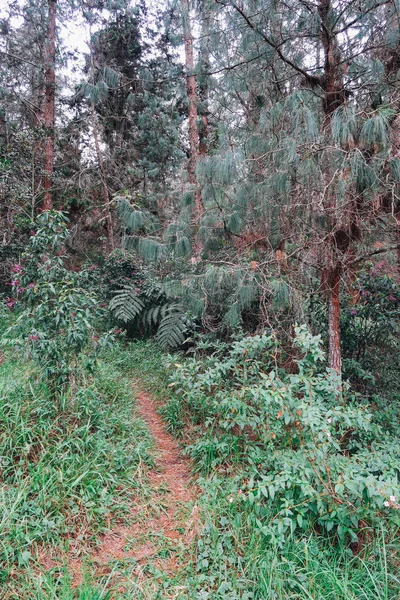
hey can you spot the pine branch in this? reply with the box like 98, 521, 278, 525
0, 49, 39, 68
219, 1, 322, 86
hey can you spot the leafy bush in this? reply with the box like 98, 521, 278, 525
2, 211, 110, 390
310, 270, 400, 396
167, 325, 400, 546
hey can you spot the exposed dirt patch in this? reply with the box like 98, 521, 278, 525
88, 385, 199, 587
35, 385, 198, 591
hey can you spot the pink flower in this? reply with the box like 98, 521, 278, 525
28, 334, 39, 341
11, 264, 23, 273
6, 298, 16, 308
28, 283, 35, 288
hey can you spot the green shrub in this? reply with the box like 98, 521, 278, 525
167, 325, 400, 546
2, 211, 111, 391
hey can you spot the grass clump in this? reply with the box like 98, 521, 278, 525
0, 345, 153, 597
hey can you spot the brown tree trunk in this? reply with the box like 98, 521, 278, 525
318, 0, 345, 373
396, 216, 400, 286
182, 0, 202, 219
198, 11, 210, 156
328, 266, 342, 374
42, 0, 56, 211
390, 114, 400, 283
33, 43, 45, 207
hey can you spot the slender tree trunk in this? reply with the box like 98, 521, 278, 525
33, 43, 45, 206
390, 114, 400, 283
42, 0, 56, 211
182, 0, 202, 219
90, 104, 114, 252
198, 10, 210, 155
396, 216, 400, 286
89, 34, 114, 252
328, 266, 342, 374
318, 0, 345, 374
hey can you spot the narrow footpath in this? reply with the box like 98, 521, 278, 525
89, 385, 199, 593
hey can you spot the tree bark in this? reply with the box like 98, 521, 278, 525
328, 266, 342, 374
198, 10, 210, 155
89, 34, 114, 252
42, 0, 56, 211
182, 0, 202, 219
318, 0, 346, 374
33, 42, 45, 206
90, 104, 115, 252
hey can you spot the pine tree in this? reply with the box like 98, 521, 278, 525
42, 0, 57, 210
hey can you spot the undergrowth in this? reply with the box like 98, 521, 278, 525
0, 343, 153, 598
128, 337, 400, 600
1, 335, 399, 599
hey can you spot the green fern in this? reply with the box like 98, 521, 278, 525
109, 285, 145, 322
110, 281, 191, 349
156, 306, 189, 348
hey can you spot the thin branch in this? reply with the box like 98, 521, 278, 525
0, 49, 39, 68
219, 0, 321, 86
350, 244, 400, 266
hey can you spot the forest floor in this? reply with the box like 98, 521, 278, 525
0, 342, 201, 599
2, 340, 398, 600
82, 384, 199, 595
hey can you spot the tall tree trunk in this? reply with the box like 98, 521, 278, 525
198, 9, 210, 155
182, 0, 202, 219
318, 0, 345, 374
328, 266, 342, 374
33, 43, 45, 209
87, 29, 114, 252
390, 114, 400, 283
90, 104, 115, 252
42, 0, 56, 211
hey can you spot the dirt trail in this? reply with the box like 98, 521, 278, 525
36, 383, 198, 592
90, 385, 198, 584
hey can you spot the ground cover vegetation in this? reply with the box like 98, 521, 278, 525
1, 0, 400, 598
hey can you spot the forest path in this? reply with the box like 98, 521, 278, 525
89, 383, 199, 593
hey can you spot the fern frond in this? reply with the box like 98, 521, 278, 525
109, 285, 145, 322
156, 306, 188, 348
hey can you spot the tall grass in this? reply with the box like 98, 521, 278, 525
0, 345, 153, 598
